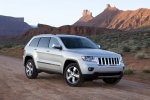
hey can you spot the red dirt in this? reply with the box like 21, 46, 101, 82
0, 55, 150, 100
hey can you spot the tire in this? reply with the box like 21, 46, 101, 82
25, 59, 38, 79
64, 63, 83, 87
103, 77, 121, 84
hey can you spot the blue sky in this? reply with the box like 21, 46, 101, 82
0, 0, 149, 27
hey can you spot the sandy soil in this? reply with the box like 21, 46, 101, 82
0, 55, 150, 100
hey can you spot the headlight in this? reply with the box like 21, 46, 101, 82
120, 56, 123, 62
82, 56, 97, 63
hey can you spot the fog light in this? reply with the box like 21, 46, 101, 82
88, 67, 94, 71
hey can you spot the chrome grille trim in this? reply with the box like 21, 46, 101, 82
98, 57, 119, 65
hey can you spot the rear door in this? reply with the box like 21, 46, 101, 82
36, 37, 51, 69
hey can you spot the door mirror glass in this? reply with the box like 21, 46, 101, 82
97, 44, 101, 49
52, 44, 62, 50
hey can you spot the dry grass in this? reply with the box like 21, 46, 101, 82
0, 48, 23, 58
124, 68, 134, 75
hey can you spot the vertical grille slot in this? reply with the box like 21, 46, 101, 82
114, 58, 117, 64
109, 58, 111, 65
102, 58, 105, 65
105, 58, 108, 65
99, 58, 102, 65
112, 58, 114, 65
117, 58, 119, 64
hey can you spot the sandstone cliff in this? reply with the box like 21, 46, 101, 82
20, 24, 121, 39
74, 10, 94, 26
74, 4, 150, 31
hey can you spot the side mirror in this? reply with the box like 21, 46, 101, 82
52, 44, 62, 50
97, 45, 101, 49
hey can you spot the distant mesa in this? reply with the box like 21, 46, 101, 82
0, 15, 32, 36
74, 4, 150, 31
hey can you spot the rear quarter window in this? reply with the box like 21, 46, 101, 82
29, 38, 40, 47
38, 37, 50, 48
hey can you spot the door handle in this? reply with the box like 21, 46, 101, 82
46, 50, 50, 52
34, 49, 37, 50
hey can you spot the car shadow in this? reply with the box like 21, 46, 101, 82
36, 73, 120, 87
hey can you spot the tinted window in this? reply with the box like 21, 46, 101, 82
49, 37, 60, 48
38, 37, 50, 48
29, 38, 40, 47
60, 37, 98, 49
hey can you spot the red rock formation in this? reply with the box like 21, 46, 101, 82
74, 10, 93, 26
20, 24, 121, 39
74, 4, 150, 31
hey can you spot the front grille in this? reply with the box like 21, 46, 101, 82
98, 57, 119, 65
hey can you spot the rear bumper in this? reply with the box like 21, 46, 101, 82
83, 71, 123, 80
23, 55, 25, 66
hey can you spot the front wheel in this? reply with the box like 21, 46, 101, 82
103, 78, 121, 84
64, 63, 83, 87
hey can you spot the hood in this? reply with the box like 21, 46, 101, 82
67, 49, 120, 57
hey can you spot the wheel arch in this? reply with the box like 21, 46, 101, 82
24, 55, 34, 67
63, 59, 80, 74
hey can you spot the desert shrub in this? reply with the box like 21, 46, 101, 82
135, 46, 142, 51
143, 69, 150, 73
3, 44, 13, 48
122, 46, 131, 52
13, 45, 25, 49
144, 41, 150, 48
0, 46, 2, 50
135, 52, 146, 60
124, 68, 134, 75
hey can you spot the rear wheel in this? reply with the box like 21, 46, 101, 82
64, 63, 83, 87
25, 59, 38, 79
103, 78, 121, 84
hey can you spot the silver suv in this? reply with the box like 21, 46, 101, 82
23, 34, 124, 86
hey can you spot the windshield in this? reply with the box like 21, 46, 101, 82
60, 37, 99, 49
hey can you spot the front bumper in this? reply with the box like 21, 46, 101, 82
79, 60, 125, 75
83, 71, 123, 80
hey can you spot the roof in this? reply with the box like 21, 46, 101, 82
34, 34, 84, 38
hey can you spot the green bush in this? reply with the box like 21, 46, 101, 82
124, 68, 134, 75
122, 46, 131, 52
135, 52, 146, 60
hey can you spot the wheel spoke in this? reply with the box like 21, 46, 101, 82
26, 69, 29, 73
29, 70, 32, 76
30, 68, 33, 71
67, 69, 71, 73
28, 62, 32, 66
67, 75, 72, 80
26, 65, 30, 70
73, 67, 77, 72
74, 74, 79, 78
72, 77, 75, 83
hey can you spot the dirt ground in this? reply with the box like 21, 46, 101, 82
0, 55, 150, 100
